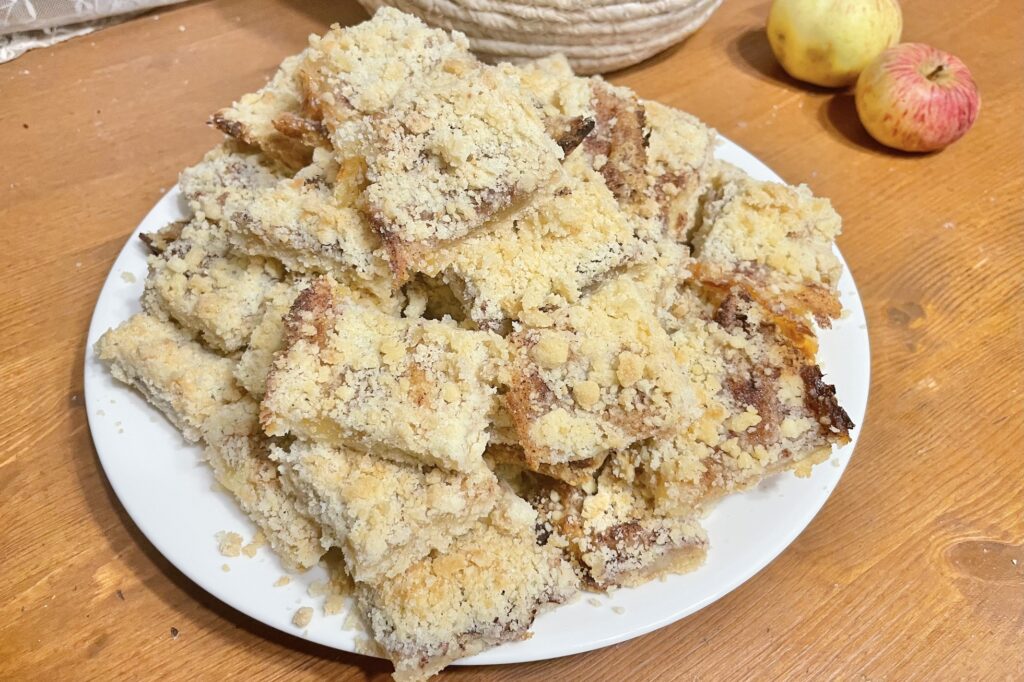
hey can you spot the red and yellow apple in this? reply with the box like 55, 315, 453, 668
767, 0, 903, 87
855, 43, 980, 152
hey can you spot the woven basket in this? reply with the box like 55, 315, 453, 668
356, 0, 723, 74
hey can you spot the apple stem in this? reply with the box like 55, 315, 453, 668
926, 64, 946, 81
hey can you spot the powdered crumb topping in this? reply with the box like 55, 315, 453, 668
272, 439, 500, 582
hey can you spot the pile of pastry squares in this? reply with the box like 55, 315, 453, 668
95, 8, 854, 681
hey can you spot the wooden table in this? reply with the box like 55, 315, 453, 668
2, 0, 1021, 678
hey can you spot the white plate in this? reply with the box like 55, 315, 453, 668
84, 136, 870, 666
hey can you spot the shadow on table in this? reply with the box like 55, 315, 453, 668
70, 343, 391, 680
819, 93, 918, 156
729, 27, 913, 156
726, 27, 835, 93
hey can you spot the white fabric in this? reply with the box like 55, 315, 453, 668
0, 0, 184, 63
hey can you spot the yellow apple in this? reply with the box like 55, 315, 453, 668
767, 0, 903, 87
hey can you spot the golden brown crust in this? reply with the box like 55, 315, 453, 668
271, 111, 329, 149
554, 116, 596, 156
525, 453, 708, 590
634, 282, 853, 516
799, 364, 855, 437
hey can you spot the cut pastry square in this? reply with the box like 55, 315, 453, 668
141, 218, 284, 354
636, 283, 854, 517
94, 313, 324, 570
355, 61, 572, 283
181, 144, 398, 309
271, 439, 500, 583
644, 100, 717, 241
356, 488, 578, 681
211, 51, 325, 171
691, 172, 844, 326
298, 7, 473, 142
261, 276, 497, 473
526, 452, 709, 590
504, 276, 693, 467
415, 153, 655, 332
94, 312, 254, 444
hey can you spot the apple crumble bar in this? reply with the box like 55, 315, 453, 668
350, 60, 572, 283
504, 275, 692, 466
95, 314, 323, 569
261, 276, 497, 472
95, 313, 253, 443
272, 439, 500, 582
356, 488, 578, 681
414, 153, 654, 331
526, 452, 708, 590
691, 173, 844, 326
632, 283, 853, 516
141, 218, 284, 353
298, 8, 473, 145
180, 144, 397, 308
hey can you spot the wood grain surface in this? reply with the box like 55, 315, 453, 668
1, 0, 1022, 679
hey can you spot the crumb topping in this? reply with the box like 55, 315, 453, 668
357, 489, 578, 679
272, 439, 500, 582
217, 531, 243, 557
261, 276, 497, 472
212, 51, 320, 170
691, 171, 843, 325
415, 153, 654, 330
142, 218, 283, 353
504, 276, 693, 465
354, 61, 566, 282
